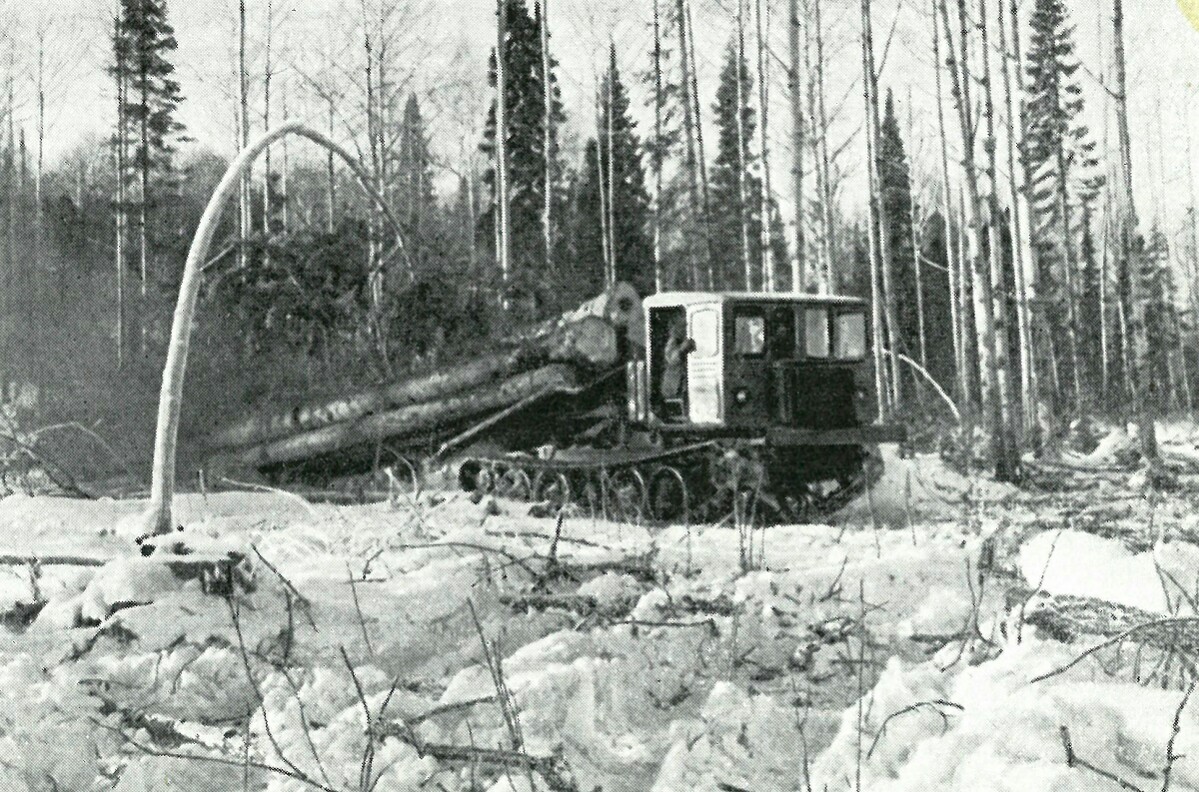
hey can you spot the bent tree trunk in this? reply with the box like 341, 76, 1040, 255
146, 121, 409, 538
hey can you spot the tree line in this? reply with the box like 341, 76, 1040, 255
0, 0, 1187, 483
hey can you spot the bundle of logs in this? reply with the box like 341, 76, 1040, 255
207, 284, 645, 473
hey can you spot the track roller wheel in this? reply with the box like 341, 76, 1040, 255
495, 466, 532, 500
602, 468, 648, 523
472, 462, 498, 497
649, 466, 690, 523
381, 455, 421, 499
533, 471, 572, 513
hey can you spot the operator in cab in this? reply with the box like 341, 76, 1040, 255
661, 316, 695, 417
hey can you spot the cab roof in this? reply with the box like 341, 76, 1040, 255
643, 291, 867, 309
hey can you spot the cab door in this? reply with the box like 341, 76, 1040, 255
687, 305, 722, 423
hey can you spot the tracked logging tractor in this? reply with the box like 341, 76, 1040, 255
206, 284, 905, 523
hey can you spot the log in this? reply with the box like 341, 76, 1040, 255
223, 364, 583, 469
209, 314, 616, 450
0, 553, 110, 567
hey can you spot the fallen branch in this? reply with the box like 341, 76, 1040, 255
91, 717, 341, 792
28, 421, 136, 477
409, 742, 576, 791
0, 553, 108, 567
1031, 617, 1199, 683
498, 592, 636, 620
394, 541, 541, 578
0, 431, 95, 498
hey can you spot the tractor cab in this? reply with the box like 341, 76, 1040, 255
630, 292, 892, 443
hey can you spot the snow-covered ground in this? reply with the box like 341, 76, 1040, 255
3, 435, 1199, 791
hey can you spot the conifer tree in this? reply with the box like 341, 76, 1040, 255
1024, 0, 1100, 409
1078, 204, 1104, 396
396, 94, 437, 273
710, 38, 784, 290
111, 0, 186, 347
478, 0, 567, 315
878, 91, 916, 373
573, 47, 654, 297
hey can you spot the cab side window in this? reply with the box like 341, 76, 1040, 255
733, 311, 766, 356
805, 307, 830, 358
770, 307, 796, 358
835, 311, 866, 359
691, 308, 719, 357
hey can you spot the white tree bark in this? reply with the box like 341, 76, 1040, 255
144, 122, 409, 537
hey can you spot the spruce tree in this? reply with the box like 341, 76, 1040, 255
569, 140, 608, 303
877, 91, 917, 364
640, 0, 697, 289
572, 47, 654, 297
710, 38, 784, 290
396, 94, 437, 273
111, 0, 186, 346
1078, 205, 1103, 396
1024, 0, 1100, 407
112, 0, 185, 180
1139, 227, 1175, 400
478, 0, 567, 314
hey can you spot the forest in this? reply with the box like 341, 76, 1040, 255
0, 0, 1190, 484
4, 3, 1199, 791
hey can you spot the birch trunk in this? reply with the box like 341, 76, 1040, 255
676, 0, 703, 288
861, 0, 887, 418
1001, 0, 1037, 437
814, 0, 835, 292
735, 0, 752, 290
685, 0, 715, 289
112, 18, 125, 368
237, 0, 249, 270
540, 0, 553, 275
933, 1, 963, 406
862, 0, 900, 410
144, 122, 410, 537
788, 0, 805, 291
1112, 0, 1159, 471
979, 0, 1021, 477
652, 0, 664, 292
755, 0, 773, 291
939, 0, 1011, 478
496, 0, 513, 303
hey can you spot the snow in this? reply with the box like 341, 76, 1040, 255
811, 641, 1199, 791
1019, 529, 1199, 614
7, 430, 1199, 790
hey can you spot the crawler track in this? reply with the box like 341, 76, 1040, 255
456, 439, 883, 525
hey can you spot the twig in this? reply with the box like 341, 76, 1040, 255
1059, 725, 1146, 792
866, 700, 963, 759
1031, 618, 1199, 684
220, 477, 320, 519
250, 544, 317, 631
339, 645, 376, 792
346, 564, 374, 656
1162, 678, 1198, 792
227, 595, 315, 786
92, 718, 341, 792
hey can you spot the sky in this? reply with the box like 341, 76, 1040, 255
5, 0, 1199, 242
